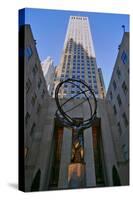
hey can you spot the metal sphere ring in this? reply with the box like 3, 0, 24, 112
55, 78, 97, 130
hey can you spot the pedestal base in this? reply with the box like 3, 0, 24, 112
68, 163, 86, 188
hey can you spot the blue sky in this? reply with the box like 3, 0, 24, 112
22, 8, 129, 90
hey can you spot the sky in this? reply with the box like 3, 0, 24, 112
21, 8, 129, 90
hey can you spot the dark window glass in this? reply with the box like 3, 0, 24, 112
117, 94, 122, 106
116, 67, 121, 79
113, 80, 117, 90
41, 89, 45, 98
113, 105, 117, 115
30, 123, 36, 136
117, 122, 122, 135
25, 112, 30, 125
32, 64, 38, 76
26, 46, 33, 60
38, 78, 42, 89
37, 103, 41, 114
31, 93, 37, 106
122, 112, 128, 127
26, 79, 31, 93
122, 81, 128, 95
121, 50, 128, 64
94, 85, 97, 89
110, 91, 113, 100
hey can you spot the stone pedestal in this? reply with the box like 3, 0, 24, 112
68, 163, 86, 188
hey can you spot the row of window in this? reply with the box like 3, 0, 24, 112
62, 69, 96, 74
63, 63, 95, 69
66, 56, 95, 61
62, 84, 98, 92
116, 112, 128, 135
63, 89, 98, 95
64, 54, 95, 61
19, 46, 33, 60
25, 102, 42, 127
62, 65, 95, 70
61, 74, 96, 81
110, 80, 128, 101
26, 75, 44, 94
62, 71, 96, 78
64, 59, 95, 64
25, 88, 45, 126
71, 17, 87, 20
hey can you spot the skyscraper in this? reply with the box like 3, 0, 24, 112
98, 68, 106, 98
41, 56, 55, 96
53, 16, 105, 99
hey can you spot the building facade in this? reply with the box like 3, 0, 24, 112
23, 96, 125, 191
53, 16, 105, 99
41, 57, 55, 96
98, 68, 106, 98
20, 22, 129, 192
106, 32, 129, 184
19, 24, 50, 191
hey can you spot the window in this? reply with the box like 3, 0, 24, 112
122, 81, 128, 95
26, 46, 33, 60
26, 78, 31, 93
122, 112, 128, 127
116, 67, 121, 79
37, 103, 41, 114
113, 80, 117, 90
41, 89, 45, 98
31, 93, 37, 106
32, 64, 38, 76
71, 91, 75, 94
30, 123, 36, 136
117, 122, 122, 136
113, 105, 117, 115
117, 94, 122, 106
25, 112, 30, 125
121, 51, 128, 64
38, 78, 42, 89
110, 91, 113, 100
122, 144, 128, 161
25, 147, 29, 158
